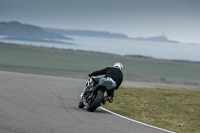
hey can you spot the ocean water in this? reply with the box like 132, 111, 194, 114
1, 35, 200, 62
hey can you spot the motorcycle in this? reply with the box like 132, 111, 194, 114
78, 76, 116, 112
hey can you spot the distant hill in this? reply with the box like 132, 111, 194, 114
44, 28, 180, 43
44, 28, 130, 40
0, 21, 180, 44
133, 36, 179, 43
0, 21, 74, 44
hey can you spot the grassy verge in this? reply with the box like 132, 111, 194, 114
103, 87, 200, 133
0, 42, 200, 89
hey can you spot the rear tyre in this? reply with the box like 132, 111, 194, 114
87, 90, 104, 112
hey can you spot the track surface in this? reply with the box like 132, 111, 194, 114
0, 71, 172, 133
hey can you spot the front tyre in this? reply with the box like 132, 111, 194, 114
87, 90, 104, 112
78, 98, 85, 108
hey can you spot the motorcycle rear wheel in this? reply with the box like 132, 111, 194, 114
87, 90, 104, 112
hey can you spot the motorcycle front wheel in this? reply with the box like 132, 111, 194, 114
78, 98, 85, 108
87, 90, 104, 112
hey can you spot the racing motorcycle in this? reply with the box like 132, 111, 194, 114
78, 76, 116, 112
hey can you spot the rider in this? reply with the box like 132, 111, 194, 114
88, 62, 123, 103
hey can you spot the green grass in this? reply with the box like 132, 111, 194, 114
0, 43, 123, 77
103, 87, 200, 133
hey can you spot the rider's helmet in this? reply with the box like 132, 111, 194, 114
113, 62, 123, 70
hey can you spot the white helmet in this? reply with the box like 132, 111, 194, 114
113, 62, 123, 70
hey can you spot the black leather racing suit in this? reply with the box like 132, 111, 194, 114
89, 67, 123, 98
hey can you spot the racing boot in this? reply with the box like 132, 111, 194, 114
105, 96, 114, 103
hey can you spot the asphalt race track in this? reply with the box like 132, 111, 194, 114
0, 71, 173, 133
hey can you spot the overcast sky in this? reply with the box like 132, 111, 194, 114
1, 0, 200, 43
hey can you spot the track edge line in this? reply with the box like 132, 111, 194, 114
100, 107, 176, 133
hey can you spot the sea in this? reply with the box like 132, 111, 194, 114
1, 35, 200, 62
